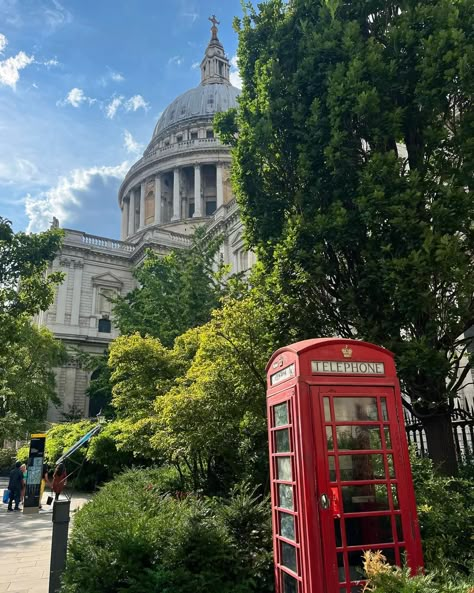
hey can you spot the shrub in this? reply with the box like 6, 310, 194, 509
410, 451, 474, 571
362, 550, 473, 593
0, 448, 16, 475
61, 468, 273, 593
17, 420, 149, 491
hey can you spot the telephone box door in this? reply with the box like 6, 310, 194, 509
313, 385, 418, 593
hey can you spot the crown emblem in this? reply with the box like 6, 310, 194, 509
272, 355, 285, 369
342, 345, 352, 358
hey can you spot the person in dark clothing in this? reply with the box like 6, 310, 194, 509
8, 461, 25, 511
52, 463, 67, 501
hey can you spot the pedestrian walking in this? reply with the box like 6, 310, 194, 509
52, 463, 67, 501
20, 463, 27, 503
8, 461, 25, 512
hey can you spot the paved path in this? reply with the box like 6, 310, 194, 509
0, 478, 91, 593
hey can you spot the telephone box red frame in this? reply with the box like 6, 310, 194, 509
266, 338, 423, 593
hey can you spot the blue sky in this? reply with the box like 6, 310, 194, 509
0, 0, 244, 238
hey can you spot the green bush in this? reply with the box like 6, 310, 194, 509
0, 448, 16, 474
410, 451, 474, 572
17, 420, 149, 491
362, 550, 473, 593
61, 468, 273, 593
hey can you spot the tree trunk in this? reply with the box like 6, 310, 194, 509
421, 412, 458, 476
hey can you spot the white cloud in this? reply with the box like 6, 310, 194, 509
42, 58, 60, 67
58, 87, 95, 108
191, 61, 200, 70
168, 55, 183, 66
124, 94, 149, 112
44, 0, 72, 31
0, 33, 7, 53
229, 55, 242, 89
25, 162, 129, 233
100, 68, 125, 86
110, 71, 125, 82
0, 157, 41, 186
123, 130, 143, 155
106, 96, 123, 119
0, 50, 34, 89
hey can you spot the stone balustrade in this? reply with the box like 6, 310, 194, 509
124, 137, 222, 181
64, 229, 136, 253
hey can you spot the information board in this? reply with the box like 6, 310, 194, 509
23, 433, 46, 514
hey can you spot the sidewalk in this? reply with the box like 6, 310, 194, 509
0, 478, 91, 593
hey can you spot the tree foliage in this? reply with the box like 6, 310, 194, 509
229, 0, 474, 473
113, 227, 226, 347
103, 287, 277, 494
0, 218, 64, 441
0, 322, 65, 441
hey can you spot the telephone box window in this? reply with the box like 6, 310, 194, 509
333, 425, 383, 450
274, 402, 289, 426
98, 318, 111, 333
381, 398, 389, 420
282, 572, 298, 593
387, 454, 395, 477
279, 512, 295, 540
338, 453, 386, 481
341, 484, 390, 513
391, 485, 399, 508
333, 397, 378, 421
395, 515, 404, 541
337, 552, 344, 581
277, 457, 292, 481
345, 516, 394, 546
278, 484, 294, 510
281, 541, 297, 573
275, 429, 290, 453
323, 397, 331, 421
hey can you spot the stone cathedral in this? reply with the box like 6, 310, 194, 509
38, 19, 254, 421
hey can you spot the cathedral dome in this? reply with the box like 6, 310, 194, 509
152, 83, 240, 141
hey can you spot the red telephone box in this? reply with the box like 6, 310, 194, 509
266, 339, 423, 593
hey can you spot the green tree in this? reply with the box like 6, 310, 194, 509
0, 217, 63, 323
0, 322, 66, 441
113, 227, 226, 347
0, 218, 64, 441
151, 293, 277, 494
227, 0, 474, 474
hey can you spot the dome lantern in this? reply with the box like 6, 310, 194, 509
200, 15, 230, 86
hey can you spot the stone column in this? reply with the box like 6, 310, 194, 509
172, 168, 180, 221
70, 260, 84, 326
216, 163, 224, 210
139, 182, 146, 229
55, 259, 69, 325
128, 190, 135, 236
154, 175, 162, 224
122, 198, 130, 240
120, 202, 126, 240
193, 164, 202, 217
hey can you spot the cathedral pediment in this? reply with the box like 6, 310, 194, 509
91, 272, 124, 288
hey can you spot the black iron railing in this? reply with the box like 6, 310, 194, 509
404, 401, 474, 458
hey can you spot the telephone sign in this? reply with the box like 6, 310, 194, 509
266, 338, 423, 593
